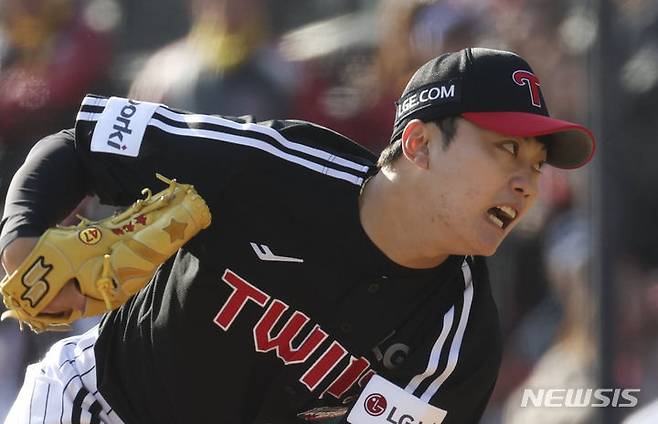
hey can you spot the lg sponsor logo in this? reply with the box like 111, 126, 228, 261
365, 394, 387, 416
362, 393, 440, 424
395, 84, 456, 119
520, 388, 640, 408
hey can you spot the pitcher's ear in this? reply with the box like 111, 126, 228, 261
401, 119, 430, 169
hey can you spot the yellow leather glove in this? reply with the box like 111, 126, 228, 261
0, 174, 211, 333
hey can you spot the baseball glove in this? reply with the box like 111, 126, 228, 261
0, 174, 212, 333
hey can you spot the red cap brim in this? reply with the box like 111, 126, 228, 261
462, 112, 596, 169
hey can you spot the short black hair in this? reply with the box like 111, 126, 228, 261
377, 115, 459, 169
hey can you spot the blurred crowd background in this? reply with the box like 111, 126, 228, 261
0, 0, 657, 423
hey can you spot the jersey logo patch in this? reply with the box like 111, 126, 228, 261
347, 375, 447, 424
90, 96, 160, 157
250, 243, 304, 263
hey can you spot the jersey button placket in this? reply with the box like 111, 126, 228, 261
368, 275, 386, 294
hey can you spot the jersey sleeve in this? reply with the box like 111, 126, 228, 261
74, 95, 373, 205
73, 95, 253, 206
0, 130, 90, 256
0, 95, 255, 257
1, 94, 374, 258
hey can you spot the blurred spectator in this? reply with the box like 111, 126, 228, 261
624, 398, 658, 424
0, 0, 117, 196
270, 0, 367, 35
592, 0, 658, 418
129, 0, 298, 119
0, 0, 116, 141
288, 0, 484, 153
502, 217, 598, 424
610, 258, 658, 415
0, 0, 117, 417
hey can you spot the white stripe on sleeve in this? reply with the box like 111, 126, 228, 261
155, 107, 370, 173
148, 118, 365, 186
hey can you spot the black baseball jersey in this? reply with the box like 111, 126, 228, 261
1, 95, 502, 423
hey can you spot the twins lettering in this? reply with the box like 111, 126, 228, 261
214, 268, 372, 399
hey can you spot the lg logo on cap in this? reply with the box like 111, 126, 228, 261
512, 70, 542, 108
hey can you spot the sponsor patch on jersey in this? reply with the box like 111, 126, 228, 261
347, 375, 447, 424
90, 97, 160, 157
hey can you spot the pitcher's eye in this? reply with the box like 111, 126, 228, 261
533, 160, 546, 173
501, 141, 518, 156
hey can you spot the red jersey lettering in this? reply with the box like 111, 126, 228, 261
214, 269, 270, 330
300, 341, 348, 391
323, 356, 371, 399
253, 299, 328, 364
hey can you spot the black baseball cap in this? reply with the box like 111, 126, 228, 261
391, 47, 595, 169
